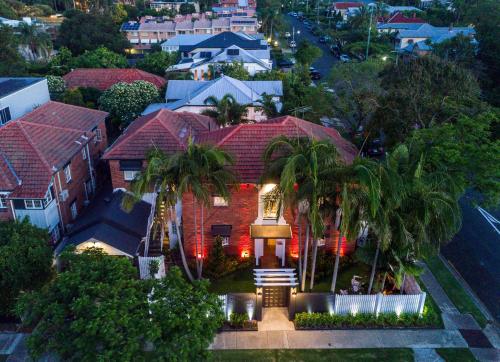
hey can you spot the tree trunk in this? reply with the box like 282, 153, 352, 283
367, 240, 380, 294
298, 215, 302, 283
309, 238, 318, 291
400, 273, 406, 294
175, 220, 194, 282
199, 203, 204, 279
381, 271, 387, 293
301, 224, 310, 292
330, 230, 343, 293
193, 199, 200, 276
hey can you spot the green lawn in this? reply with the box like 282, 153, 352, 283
416, 277, 444, 328
209, 348, 414, 362
435, 348, 477, 362
310, 262, 372, 293
426, 256, 487, 327
208, 266, 255, 293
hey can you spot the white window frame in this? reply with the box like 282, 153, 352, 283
25, 199, 43, 209
0, 194, 7, 209
64, 164, 72, 183
221, 236, 230, 246
213, 196, 229, 207
81, 148, 87, 160
123, 170, 140, 181
95, 128, 102, 142
43, 189, 53, 207
70, 201, 77, 219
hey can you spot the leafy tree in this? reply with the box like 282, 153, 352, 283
373, 56, 482, 145
17, 248, 152, 361
136, 51, 177, 76
48, 46, 73, 75
179, 2, 195, 15
111, 3, 128, 24
344, 41, 391, 59
72, 46, 128, 69
406, 112, 500, 207
46, 75, 66, 100
257, 93, 279, 118
220, 61, 250, 80
433, 34, 477, 69
17, 23, 53, 61
0, 219, 53, 318
295, 40, 322, 66
0, 24, 26, 76
202, 94, 249, 126
56, 12, 129, 55
62, 88, 85, 106
328, 59, 384, 134
99, 80, 160, 126
79, 86, 103, 109
0, 0, 17, 19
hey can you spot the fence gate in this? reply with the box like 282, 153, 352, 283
263, 286, 289, 307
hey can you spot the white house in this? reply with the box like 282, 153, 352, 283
161, 34, 213, 52
396, 24, 476, 52
143, 75, 283, 122
0, 77, 50, 126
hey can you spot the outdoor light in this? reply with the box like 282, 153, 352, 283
382, 56, 388, 61
241, 250, 249, 258
256, 287, 262, 295
267, 37, 272, 42
297, 30, 301, 35
197, 253, 203, 259
291, 287, 297, 296
274, 41, 278, 47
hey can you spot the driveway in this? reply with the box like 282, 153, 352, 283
286, 15, 339, 80
441, 196, 500, 323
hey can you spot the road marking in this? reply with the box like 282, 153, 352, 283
476, 206, 500, 236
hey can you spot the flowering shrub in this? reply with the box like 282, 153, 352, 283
46, 75, 66, 100
99, 80, 160, 126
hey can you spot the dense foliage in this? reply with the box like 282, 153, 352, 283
136, 51, 178, 76
0, 220, 53, 318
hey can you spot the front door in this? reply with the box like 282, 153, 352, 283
262, 286, 289, 307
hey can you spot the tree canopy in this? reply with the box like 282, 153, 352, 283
72, 47, 128, 68
295, 40, 322, 66
136, 51, 178, 76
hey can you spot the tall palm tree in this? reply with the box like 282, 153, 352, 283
18, 23, 52, 61
202, 94, 249, 127
257, 93, 279, 119
263, 136, 340, 291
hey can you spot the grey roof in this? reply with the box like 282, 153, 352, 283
377, 23, 423, 31
0, 78, 44, 98
397, 24, 476, 40
164, 75, 283, 107
161, 34, 213, 47
62, 190, 151, 256
182, 31, 267, 52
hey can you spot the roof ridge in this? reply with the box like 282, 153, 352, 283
213, 124, 245, 146
16, 122, 53, 171
157, 110, 189, 149
21, 119, 91, 136
0, 149, 21, 187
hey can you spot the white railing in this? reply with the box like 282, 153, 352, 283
334, 292, 426, 316
138, 256, 165, 279
219, 294, 228, 319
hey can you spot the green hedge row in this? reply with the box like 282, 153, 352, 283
295, 307, 441, 329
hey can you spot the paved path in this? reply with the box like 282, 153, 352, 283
413, 348, 444, 362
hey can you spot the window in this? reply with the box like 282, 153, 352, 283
0, 107, 11, 125
0, 194, 7, 209
70, 200, 77, 219
50, 225, 61, 243
95, 128, 102, 142
221, 236, 229, 246
81, 148, 87, 160
124, 170, 140, 181
25, 199, 43, 209
43, 189, 53, 207
213, 196, 228, 207
227, 48, 240, 56
200, 51, 212, 58
64, 164, 72, 183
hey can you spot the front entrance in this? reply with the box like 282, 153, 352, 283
262, 286, 289, 307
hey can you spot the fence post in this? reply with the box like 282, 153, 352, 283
334, 294, 338, 315
374, 293, 382, 316
417, 292, 426, 317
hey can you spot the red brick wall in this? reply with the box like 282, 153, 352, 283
0, 199, 14, 222
109, 160, 141, 190
181, 184, 356, 261
88, 121, 108, 158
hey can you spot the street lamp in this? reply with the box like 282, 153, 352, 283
274, 40, 279, 47
382, 56, 388, 61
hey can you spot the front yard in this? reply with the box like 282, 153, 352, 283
208, 266, 255, 293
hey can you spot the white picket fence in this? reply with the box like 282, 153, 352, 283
138, 256, 166, 279
334, 292, 426, 316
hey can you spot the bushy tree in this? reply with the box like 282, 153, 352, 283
179, 2, 195, 15
220, 61, 250, 80
62, 88, 85, 106
0, 220, 53, 317
46, 75, 66, 100
99, 80, 160, 126
0, 24, 26, 76
56, 12, 129, 55
295, 40, 322, 66
72, 46, 128, 68
136, 51, 177, 76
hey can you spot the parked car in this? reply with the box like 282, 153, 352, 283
278, 59, 295, 68
366, 138, 384, 157
284, 31, 291, 38
319, 36, 327, 43
310, 70, 321, 80
289, 40, 297, 48
306, 23, 313, 30
330, 45, 340, 56
340, 54, 351, 62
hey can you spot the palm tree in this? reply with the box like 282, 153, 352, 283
202, 94, 249, 127
263, 136, 340, 291
18, 23, 52, 61
257, 93, 279, 119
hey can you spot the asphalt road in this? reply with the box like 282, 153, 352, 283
286, 14, 339, 79
442, 196, 500, 322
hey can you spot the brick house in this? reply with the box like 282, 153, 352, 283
0, 101, 108, 242
103, 110, 358, 264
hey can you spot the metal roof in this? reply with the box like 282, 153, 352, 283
0, 78, 44, 98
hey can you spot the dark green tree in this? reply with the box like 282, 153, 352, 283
62, 88, 85, 106
72, 46, 128, 68
202, 94, 249, 126
179, 2, 195, 15
136, 51, 178, 76
295, 40, 322, 66
0, 24, 26, 76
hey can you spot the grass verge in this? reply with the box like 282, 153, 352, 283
426, 256, 487, 327
435, 348, 477, 362
209, 348, 414, 362
416, 277, 444, 329
208, 266, 255, 293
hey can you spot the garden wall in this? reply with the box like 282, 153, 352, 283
219, 293, 261, 321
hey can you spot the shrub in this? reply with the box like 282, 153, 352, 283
229, 312, 249, 328
46, 75, 66, 100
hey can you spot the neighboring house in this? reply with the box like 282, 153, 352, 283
149, 0, 200, 12
384, 5, 422, 14
212, 6, 256, 17
144, 75, 283, 122
103, 113, 358, 264
0, 16, 32, 27
0, 78, 50, 125
161, 34, 213, 52
396, 24, 476, 54
121, 16, 258, 51
217, 0, 256, 8
331, 2, 365, 20
0, 101, 108, 242
59, 189, 151, 257
376, 12, 425, 34
63, 68, 167, 91
170, 44, 272, 78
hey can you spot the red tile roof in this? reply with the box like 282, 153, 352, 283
103, 109, 218, 160
63, 68, 167, 91
333, 2, 364, 10
379, 12, 425, 24
196, 116, 358, 183
0, 102, 108, 198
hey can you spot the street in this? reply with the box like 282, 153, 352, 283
286, 14, 339, 79
442, 196, 500, 322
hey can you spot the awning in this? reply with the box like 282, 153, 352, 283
250, 224, 292, 239
211, 224, 232, 237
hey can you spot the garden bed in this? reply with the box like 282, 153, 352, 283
220, 320, 258, 332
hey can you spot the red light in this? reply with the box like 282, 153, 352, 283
291, 252, 299, 259
241, 250, 249, 258
197, 253, 203, 259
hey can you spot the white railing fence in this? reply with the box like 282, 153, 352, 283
334, 292, 426, 316
138, 256, 166, 279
